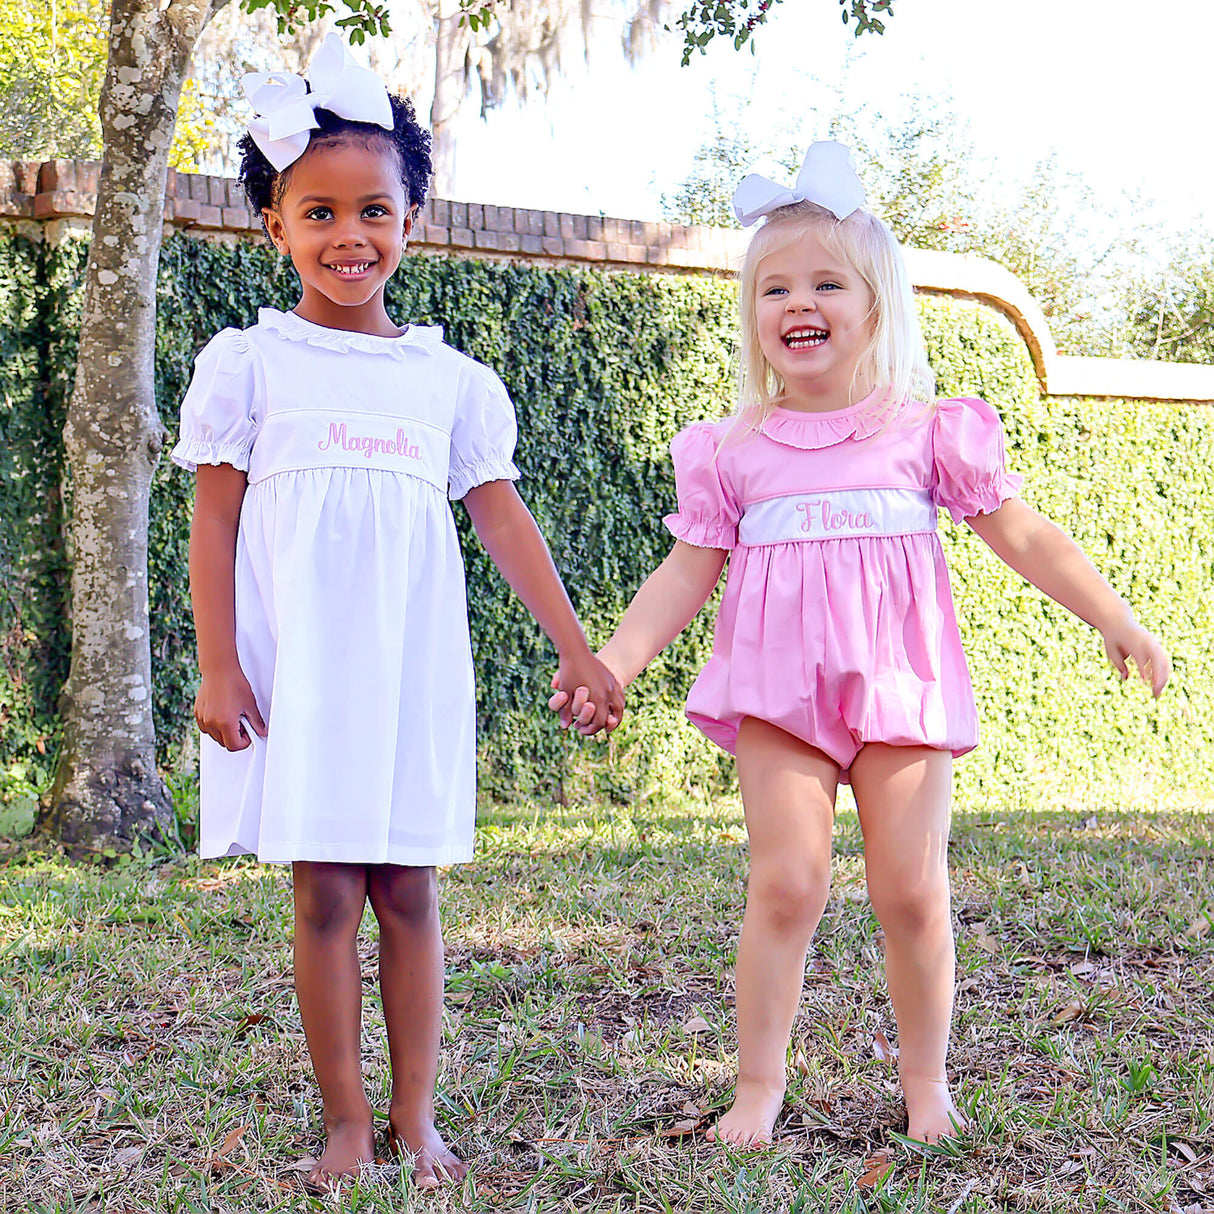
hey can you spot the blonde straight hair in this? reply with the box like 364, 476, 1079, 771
734, 200, 935, 432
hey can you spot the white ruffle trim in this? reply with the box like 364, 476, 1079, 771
662, 511, 736, 550
257, 307, 443, 357
170, 438, 254, 473
448, 457, 521, 501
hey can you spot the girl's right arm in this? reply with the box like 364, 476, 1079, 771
189, 464, 266, 749
551, 421, 735, 714
598, 540, 727, 687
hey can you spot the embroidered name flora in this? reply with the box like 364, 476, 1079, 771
797, 499, 874, 532
317, 421, 421, 460
737, 487, 935, 545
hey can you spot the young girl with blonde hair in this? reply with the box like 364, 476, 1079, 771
558, 141, 1169, 1146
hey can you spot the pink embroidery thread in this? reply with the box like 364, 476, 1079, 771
317, 421, 421, 460
796, 499, 875, 532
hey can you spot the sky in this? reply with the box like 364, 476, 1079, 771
424, 0, 1212, 240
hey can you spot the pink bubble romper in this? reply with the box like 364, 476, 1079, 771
663, 393, 1023, 777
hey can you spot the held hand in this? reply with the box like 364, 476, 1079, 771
195, 667, 267, 751
1102, 619, 1171, 698
547, 681, 613, 734
549, 650, 625, 736
547, 680, 571, 718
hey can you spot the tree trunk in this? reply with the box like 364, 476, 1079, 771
40, 0, 219, 852
430, 0, 471, 196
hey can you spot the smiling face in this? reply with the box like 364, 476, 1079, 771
753, 229, 876, 411
262, 136, 412, 335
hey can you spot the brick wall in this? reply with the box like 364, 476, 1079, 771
5, 157, 1211, 402
0, 158, 748, 274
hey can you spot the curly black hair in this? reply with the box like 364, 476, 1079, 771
238, 93, 432, 229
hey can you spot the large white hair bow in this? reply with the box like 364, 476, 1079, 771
732, 141, 866, 227
243, 33, 393, 172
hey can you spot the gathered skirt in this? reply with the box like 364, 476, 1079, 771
198, 466, 477, 865
685, 532, 978, 777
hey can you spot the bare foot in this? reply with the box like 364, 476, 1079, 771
307, 1113, 375, 1189
902, 1074, 968, 1144
388, 1110, 467, 1189
705, 1078, 786, 1147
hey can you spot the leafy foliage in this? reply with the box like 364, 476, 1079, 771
672, 0, 893, 64
1120, 233, 1214, 364
170, 76, 223, 173
0, 238, 72, 803
923, 156, 1132, 358
0, 0, 109, 159
2, 233, 1210, 809
0, 0, 268, 173
919, 296, 1213, 801
242, 0, 391, 42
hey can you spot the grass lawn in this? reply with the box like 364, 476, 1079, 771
2, 788, 1212, 1212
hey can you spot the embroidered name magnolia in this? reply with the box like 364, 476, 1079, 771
317, 421, 422, 460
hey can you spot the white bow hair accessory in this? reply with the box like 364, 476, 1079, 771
732, 141, 866, 227
243, 33, 393, 172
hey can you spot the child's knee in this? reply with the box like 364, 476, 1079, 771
369, 865, 437, 930
868, 875, 951, 938
748, 864, 830, 935
293, 863, 367, 935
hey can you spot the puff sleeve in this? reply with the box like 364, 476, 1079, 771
170, 329, 260, 473
662, 423, 741, 549
448, 360, 521, 501
931, 397, 1024, 523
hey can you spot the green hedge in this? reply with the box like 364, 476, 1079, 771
920, 297, 1214, 804
1, 232, 1210, 810
0, 236, 70, 799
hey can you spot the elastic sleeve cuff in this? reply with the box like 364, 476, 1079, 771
448, 457, 521, 501
170, 438, 254, 473
943, 471, 1024, 524
663, 511, 736, 549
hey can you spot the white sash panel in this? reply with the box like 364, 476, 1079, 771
248, 409, 450, 491
738, 486, 937, 545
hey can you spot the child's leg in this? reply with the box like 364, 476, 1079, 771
849, 744, 966, 1143
367, 864, 466, 1188
709, 716, 838, 1147
292, 861, 374, 1184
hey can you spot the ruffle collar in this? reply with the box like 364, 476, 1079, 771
257, 307, 443, 357
758, 389, 897, 451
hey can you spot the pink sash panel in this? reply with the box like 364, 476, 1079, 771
248, 409, 450, 491
737, 487, 937, 545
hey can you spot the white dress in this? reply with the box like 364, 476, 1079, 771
171, 307, 520, 865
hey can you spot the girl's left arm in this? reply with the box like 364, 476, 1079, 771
966, 498, 1170, 696
462, 479, 625, 734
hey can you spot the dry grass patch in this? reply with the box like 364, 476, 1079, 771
2, 792, 1212, 1212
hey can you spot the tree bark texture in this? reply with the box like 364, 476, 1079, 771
41, 0, 220, 850
430, 0, 472, 195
